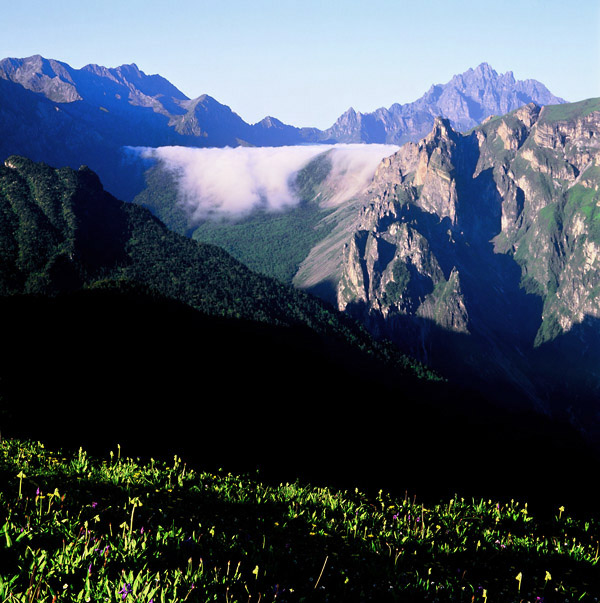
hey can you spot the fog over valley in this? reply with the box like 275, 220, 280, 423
131, 144, 400, 219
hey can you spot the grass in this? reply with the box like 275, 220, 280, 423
539, 98, 600, 124
0, 439, 598, 602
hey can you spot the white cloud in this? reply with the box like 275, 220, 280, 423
130, 143, 399, 220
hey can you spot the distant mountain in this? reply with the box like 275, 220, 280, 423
0, 55, 322, 199
324, 63, 566, 143
0, 56, 565, 201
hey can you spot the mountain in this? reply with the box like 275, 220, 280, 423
0, 153, 429, 476
1, 155, 598, 504
324, 63, 565, 144
0, 55, 322, 200
0, 56, 564, 203
329, 98, 600, 440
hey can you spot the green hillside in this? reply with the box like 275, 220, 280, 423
0, 155, 431, 377
134, 152, 338, 285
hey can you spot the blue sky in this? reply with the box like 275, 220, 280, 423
1, 0, 598, 129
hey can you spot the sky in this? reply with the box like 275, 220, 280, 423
1, 0, 598, 129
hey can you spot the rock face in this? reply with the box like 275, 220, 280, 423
335, 98, 600, 430
324, 63, 565, 144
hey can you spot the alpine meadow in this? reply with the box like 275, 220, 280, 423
1, 1, 600, 601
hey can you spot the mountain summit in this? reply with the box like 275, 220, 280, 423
324, 63, 565, 144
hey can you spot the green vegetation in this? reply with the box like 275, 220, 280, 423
134, 165, 191, 237
382, 261, 411, 305
539, 98, 600, 124
192, 202, 335, 284
538, 202, 561, 230
0, 439, 598, 602
0, 155, 437, 380
565, 184, 600, 243
134, 153, 337, 285
534, 312, 564, 347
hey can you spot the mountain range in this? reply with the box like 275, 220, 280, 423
2, 53, 600, 495
0, 55, 565, 200
138, 96, 600, 447
3, 154, 594, 503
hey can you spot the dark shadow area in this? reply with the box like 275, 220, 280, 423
530, 316, 600, 443
303, 279, 338, 307
1, 289, 598, 517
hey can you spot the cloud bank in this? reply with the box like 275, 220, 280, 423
132, 144, 399, 220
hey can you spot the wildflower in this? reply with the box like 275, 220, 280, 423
119, 583, 133, 600
92, 502, 98, 509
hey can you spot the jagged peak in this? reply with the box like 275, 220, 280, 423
257, 116, 285, 128
514, 102, 541, 127
430, 116, 455, 136
121, 62, 140, 71
473, 62, 496, 75
114, 63, 143, 77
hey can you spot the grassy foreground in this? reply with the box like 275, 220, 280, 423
0, 439, 598, 602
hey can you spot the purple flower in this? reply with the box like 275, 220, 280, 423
92, 502, 98, 509
393, 514, 398, 520
119, 583, 132, 600
36, 488, 40, 496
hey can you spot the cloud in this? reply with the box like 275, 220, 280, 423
130, 143, 399, 220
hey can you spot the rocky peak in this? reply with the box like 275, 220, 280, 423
427, 116, 456, 143
333, 98, 600, 422
0, 55, 81, 102
470, 62, 498, 81
336, 107, 360, 127
324, 64, 564, 145
256, 116, 285, 128
514, 102, 541, 128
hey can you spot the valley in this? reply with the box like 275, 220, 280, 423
131, 98, 600, 451
0, 49, 599, 601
